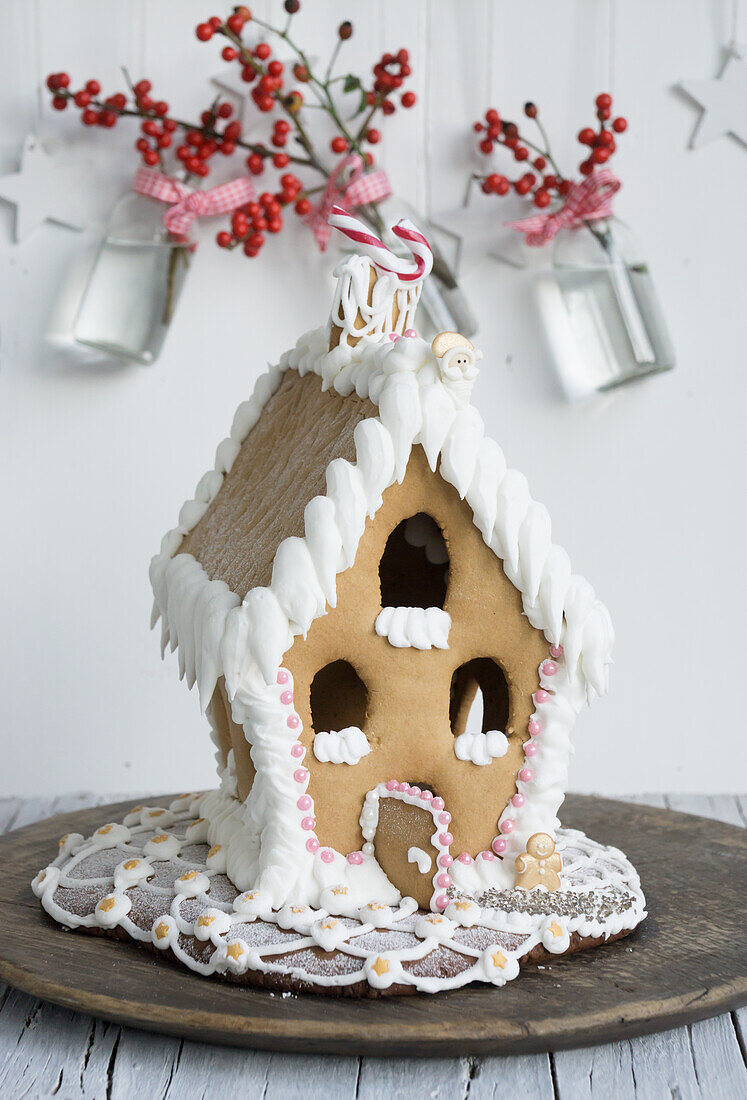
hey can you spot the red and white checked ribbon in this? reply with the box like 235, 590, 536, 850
507, 168, 621, 247
307, 154, 392, 251
133, 167, 256, 237
328, 204, 433, 283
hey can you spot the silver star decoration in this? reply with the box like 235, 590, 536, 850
0, 134, 89, 241
679, 46, 747, 149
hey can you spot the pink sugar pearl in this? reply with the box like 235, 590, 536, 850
480, 850, 495, 861
388, 332, 400, 342
320, 849, 334, 864
435, 894, 449, 910
280, 690, 294, 705
438, 853, 453, 867
277, 670, 289, 685
305, 838, 319, 853
535, 689, 550, 704
420, 790, 433, 801
457, 852, 472, 865
436, 873, 451, 888
301, 816, 315, 830
397, 782, 409, 793
287, 715, 300, 730
528, 718, 542, 736
348, 851, 363, 865
385, 780, 398, 791
499, 819, 514, 834
431, 797, 445, 811
404, 328, 417, 337
512, 793, 525, 808
542, 661, 558, 677
297, 795, 312, 811
293, 768, 308, 783
438, 812, 451, 825
290, 743, 304, 758
519, 768, 534, 783
524, 741, 538, 757
409, 786, 421, 795
439, 832, 453, 846
492, 837, 507, 855
549, 644, 564, 659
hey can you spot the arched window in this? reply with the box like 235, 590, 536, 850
379, 513, 449, 610
449, 658, 510, 766
309, 660, 370, 765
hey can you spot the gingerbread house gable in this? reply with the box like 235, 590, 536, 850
150, 318, 613, 908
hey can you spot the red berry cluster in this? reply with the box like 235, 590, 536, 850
472, 94, 628, 210
370, 49, 416, 114
576, 93, 627, 176
45, 5, 417, 262
216, 174, 307, 257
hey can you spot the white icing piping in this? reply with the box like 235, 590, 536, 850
454, 728, 508, 766
375, 606, 451, 650
312, 726, 371, 765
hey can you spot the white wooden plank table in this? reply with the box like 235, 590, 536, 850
0, 795, 744, 1098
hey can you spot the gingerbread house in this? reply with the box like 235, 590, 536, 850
149, 208, 614, 915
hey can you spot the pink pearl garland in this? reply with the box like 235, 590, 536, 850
457, 852, 472, 864
385, 779, 398, 791
479, 850, 495, 861
492, 837, 507, 854
290, 743, 304, 758
549, 644, 564, 659
519, 767, 534, 783
524, 741, 538, 757
293, 768, 308, 783
297, 795, 312, 811
431, 797, 445, 811
535, 689, 550, 704
320, 849, 334, 864
512, 793, 525, 808
435, 894, 448, 910
499, 819, 514, 834
347, 851, 363, 865
438, 853, 453, 867
438, 812, 451, 825
277, 670, 289, 685
528, 718, 542, 736
305, 838, 319, 853
287, 715, 300, 730
436, 872, 451, 888
404, 328, 417, 337
439, 831, 453, 846
301, 816, 315, 830
280, 690, 294, 705
542, 661, 558, 677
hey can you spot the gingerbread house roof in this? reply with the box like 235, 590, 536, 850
150, 323, 614, 714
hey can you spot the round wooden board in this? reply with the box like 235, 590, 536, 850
0, 794, 744, 1056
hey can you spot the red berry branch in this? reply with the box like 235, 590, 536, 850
45, 3, 417, 259
470, 93, 628, 211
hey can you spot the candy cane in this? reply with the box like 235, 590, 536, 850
329, 204, 433, 283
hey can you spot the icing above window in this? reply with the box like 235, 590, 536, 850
312, 726, 371, 765
375, 606, 451, 650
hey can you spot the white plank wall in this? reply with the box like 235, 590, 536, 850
0, 0, 745, 799
0, 794, 744, 1098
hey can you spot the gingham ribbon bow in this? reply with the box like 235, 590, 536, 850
133, 167, 256, 237
507, 168, 621, 247
308, 154, 392, 251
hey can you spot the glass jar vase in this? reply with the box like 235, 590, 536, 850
73, 190, 195, 365
536, 217, 675, 398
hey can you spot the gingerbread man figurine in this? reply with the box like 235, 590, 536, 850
514, 832, 562, 892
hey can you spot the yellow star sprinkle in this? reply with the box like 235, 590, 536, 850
180, 870, 198, 881
291, 905, 307, 913
454, 900, 471, 911
191, 817, 205, 826
243, 891, 259, 900
320, 919, 338, 930
58, 834, 69, 847
149, 810, 165, 817
197, 915, 215, 927
155, 922, 170, 940
38, 871, 46, 883
368, 903, 386, 911
151, 835, 169, 844
130, 805, 143, 814
491, 950, 507, 969
331, 886, 349, 896
548, 921, 563, 938
372, 957, 390, 976
226, 942, 244, 960
207, 845, 221, 858
123, 860, 140, 871
97, 825, 112, 835
98, 897, 116, 913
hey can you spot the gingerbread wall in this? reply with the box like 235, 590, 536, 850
284, 445, 548, 861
